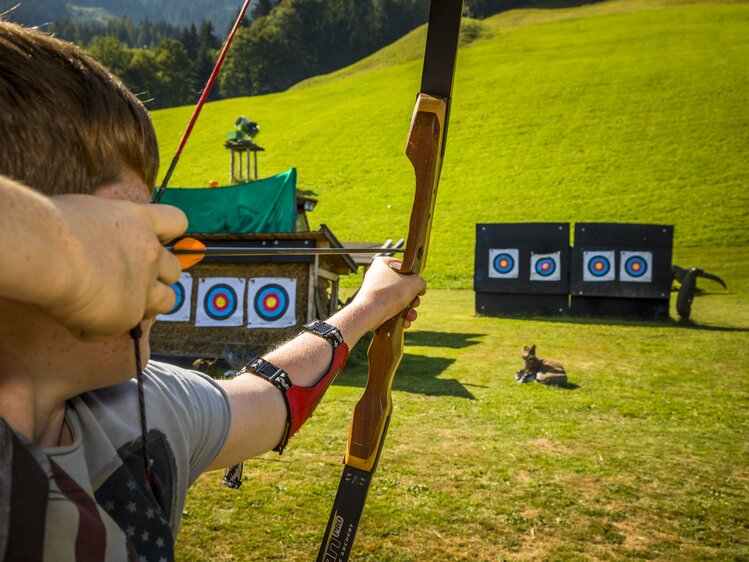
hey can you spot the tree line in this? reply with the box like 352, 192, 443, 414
218, 0, 544, 96
12, 0, 534, 109
1, 0, 238, 31
48, 16, 187, 49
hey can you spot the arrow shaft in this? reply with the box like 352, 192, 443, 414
170, 247, 403, 256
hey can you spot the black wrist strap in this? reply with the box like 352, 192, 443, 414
302, 320, 344, 350
246, 357, 292, 394
222, 357, 292, 489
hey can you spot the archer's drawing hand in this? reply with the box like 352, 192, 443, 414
43, 195, 187, 341
353, 257, 427, 330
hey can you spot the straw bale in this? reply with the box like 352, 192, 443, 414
150, 261, 310, 360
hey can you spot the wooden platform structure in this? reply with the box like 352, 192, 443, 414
225, 139, 264, 183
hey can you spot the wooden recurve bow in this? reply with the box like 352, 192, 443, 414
316, 0, 463, 559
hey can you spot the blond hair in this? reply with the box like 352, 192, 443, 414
0, 21, 158, 195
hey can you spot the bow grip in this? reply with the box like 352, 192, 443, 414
344, 311, 405, 472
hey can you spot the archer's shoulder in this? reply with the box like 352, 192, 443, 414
144, 360, 231, 410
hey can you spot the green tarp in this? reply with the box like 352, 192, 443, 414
155, 168, 297, 234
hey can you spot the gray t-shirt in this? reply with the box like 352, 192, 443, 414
0, 360, 230, 561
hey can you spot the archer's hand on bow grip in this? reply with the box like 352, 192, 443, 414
344, 94, 448, 473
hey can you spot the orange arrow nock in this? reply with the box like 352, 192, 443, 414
172, 237, 206, 270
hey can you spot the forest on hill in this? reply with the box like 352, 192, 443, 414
1, 0, 542, 109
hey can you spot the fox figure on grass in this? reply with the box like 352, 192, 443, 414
515, 345, 568, 387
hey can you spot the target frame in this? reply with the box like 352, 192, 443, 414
530, 252, 561, 282
619, 251, 653, 283
247, 278, 297, 328
157, 272, 192, 322
204, 283, 239, 320
488, 248, 520, 279
196, 277, 246, 327
582, 251, 615, 282
253, 283, 290, 322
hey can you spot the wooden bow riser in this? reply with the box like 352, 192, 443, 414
402, 93, 448, 277
344, 93, 448, 473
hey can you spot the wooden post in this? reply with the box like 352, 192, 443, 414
317, 267, 340, 317
307, 256, 318, 322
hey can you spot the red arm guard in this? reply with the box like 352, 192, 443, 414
284, 342, 349, 444
222, 323, 349, 489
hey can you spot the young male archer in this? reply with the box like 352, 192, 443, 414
0, 21, 425, 560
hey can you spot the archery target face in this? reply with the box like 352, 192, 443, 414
488, 249, 519, 279
157, 272, 193, 322
530, 252, 561, 282
583, 251, 615, 282
196, 277, 246, 326
248, 278, 296, 328
619, 251, 653, 283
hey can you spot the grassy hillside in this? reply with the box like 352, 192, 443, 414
177, 246, 749, 561
152, 0, 749, 291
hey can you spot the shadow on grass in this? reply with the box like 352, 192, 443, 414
516, 380, 580, 390
405, 330, 484, 349
514, 0, 605, 9
675, 322, 749, 333
489, 314, 749, 333
338, 353, 475, 400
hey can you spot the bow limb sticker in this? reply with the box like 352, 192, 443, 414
530, 252, 561, 282
196, 277, 246, 326
157, 272, 193, 322
248, 278, 296, 328
583, 251, 616, 282
620, 251, 653, 282
488, 249, 519, 279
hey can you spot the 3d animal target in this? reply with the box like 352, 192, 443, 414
488, 249, 520, 279
247, 277, 297, 328
196, 277, 246, 327
157, 272, 193, 322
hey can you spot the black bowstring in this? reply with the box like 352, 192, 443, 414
130, 324, 153, 487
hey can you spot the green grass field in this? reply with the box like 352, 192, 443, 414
152, 0, 749, 559
177, 247, 748, 561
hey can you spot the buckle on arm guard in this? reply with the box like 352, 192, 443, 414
303, 319, 344, 349
222, 320, 349, 489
